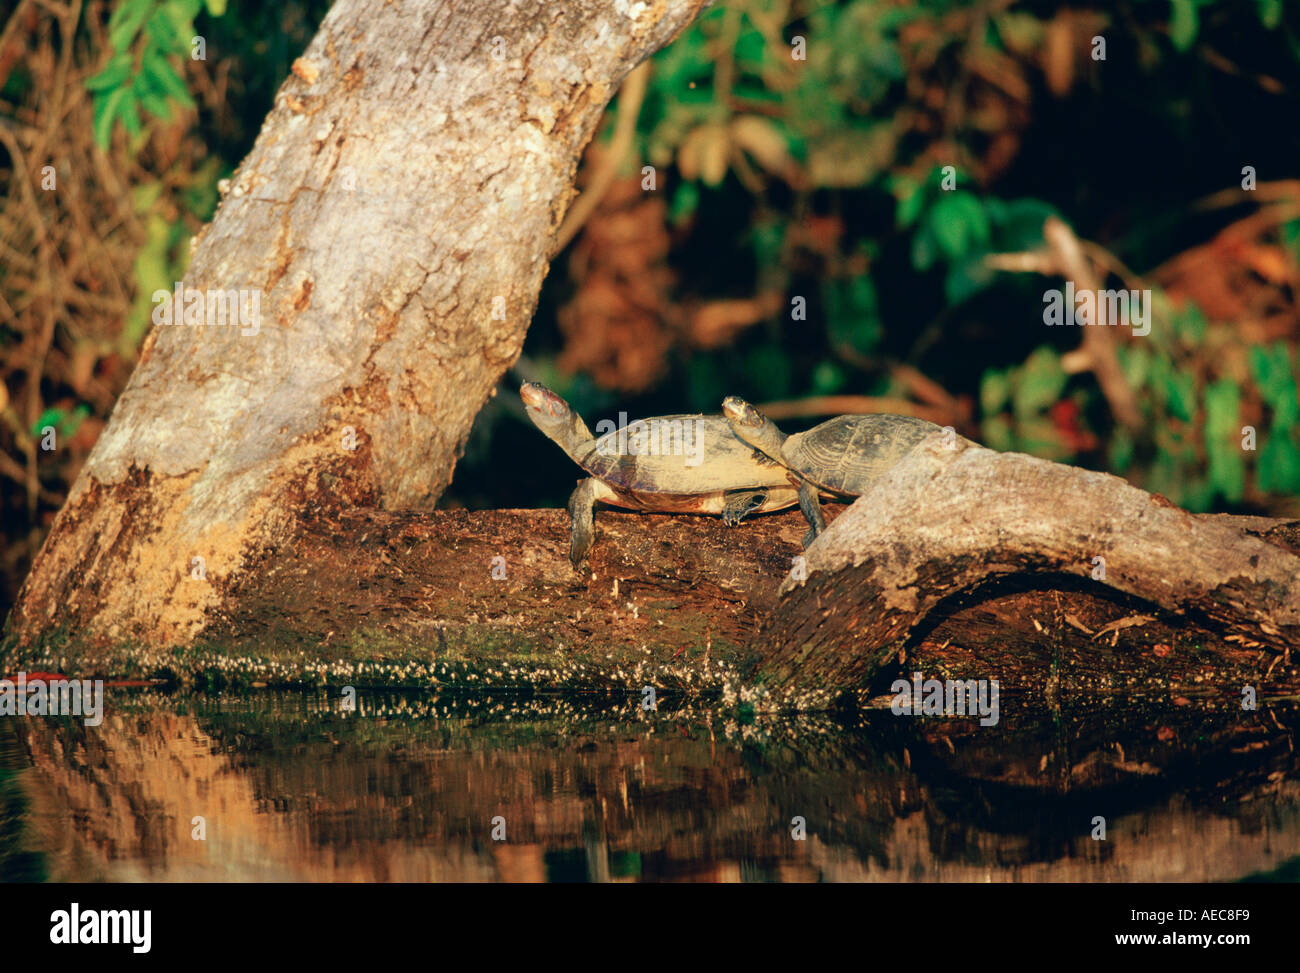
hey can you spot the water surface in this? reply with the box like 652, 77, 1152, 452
1, 690, 1296, 882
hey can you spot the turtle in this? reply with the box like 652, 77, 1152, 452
521, 383, 800, 567
721, 396, 944, 546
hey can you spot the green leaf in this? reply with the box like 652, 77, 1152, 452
1204, 378, 1244, 502
1173, 302, 1207, 343
1258, 431, 1300, 493
145, 8, 177, 45
122, 211, 173, 349
1248, 343, 1274, 391
668, 181, 699, 227
1162, 369, 1197, 423
170, 0, 204, 19
63, 404, 91, 439
180, 156, 226, 221
990, 197, 1058, 250
119, 89, 143, 138
1108, 427, 1136, 473
204, 0, 228, 15
1209, 448, 1246, 503
93, 86, 129, 149
155, 0, 199, 43
733, 24, 767, 68
1250, 341, 1300, 424
109, 0, 154, 53
748, 221, 784, 270
892, 176, 925, 229
944, 257, 993, 304
139, 87, 174, 121
1281, 218, 1300, 268
30, 407, 65, 438
1169, 0, 1199, 52
142, 49, 195, 108
1204, 378, 1240, 436
910, 225, 937, 271
928, 193, 990, 261
810, 360, 845, 396
1013, 347, 1067, 418
1257, 0, 1282, 30
85, 53, 133, 93
980, 368, 1010, 415
139, 87, 172, 120
1180, 476, 1216, 513
826, 275, 881, 355
981, 414, 1015, 452
653, 26, 709, 91
1118, 344, 1152, 389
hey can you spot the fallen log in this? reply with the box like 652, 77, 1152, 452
4, 505, 814, 695
5, 446, 1298, 709
757, 433, 1300, 708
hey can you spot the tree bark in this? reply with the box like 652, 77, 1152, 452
757, 432, 1300, 708
7, 0, 711, 647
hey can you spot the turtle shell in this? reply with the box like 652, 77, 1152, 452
782, 414, 941, 495
577, 415, 790, 495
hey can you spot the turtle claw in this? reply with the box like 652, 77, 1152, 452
722, 488, 768, 527
569, 535, 592, 569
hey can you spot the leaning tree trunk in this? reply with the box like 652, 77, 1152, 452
7, 0, 710, 647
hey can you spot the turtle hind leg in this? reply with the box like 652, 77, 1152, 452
797, 481, 826, 547
567, 478, 602, 568
722, 487, 769, 526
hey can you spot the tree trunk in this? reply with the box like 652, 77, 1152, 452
6, 0, 710, 647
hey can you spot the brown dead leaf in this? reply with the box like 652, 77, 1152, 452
1042, 16, 1074, 97
685, 292, 785, 349
557, 145, 676, 393
730, 115, 793, 179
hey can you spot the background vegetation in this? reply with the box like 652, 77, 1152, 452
2, 0, 1299, 618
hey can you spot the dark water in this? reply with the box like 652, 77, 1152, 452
1, 690, 1297, 882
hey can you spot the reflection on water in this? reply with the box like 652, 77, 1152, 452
1, 690, 1297, 882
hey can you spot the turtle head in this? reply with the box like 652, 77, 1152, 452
521, 382, 570, 430
521, 382, 593, 461
723, 396, 787, 462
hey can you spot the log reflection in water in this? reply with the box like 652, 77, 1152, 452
2, 692, 1297, 882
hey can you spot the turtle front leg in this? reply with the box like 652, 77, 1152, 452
797, 481, 826, 547
567, 478, 605, 568
721, 487, 769, 526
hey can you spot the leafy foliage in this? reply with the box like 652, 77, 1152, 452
86, 0, 223, 149
517, 0, 1299, 517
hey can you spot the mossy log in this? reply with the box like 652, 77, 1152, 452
6, 441, 1299, 709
